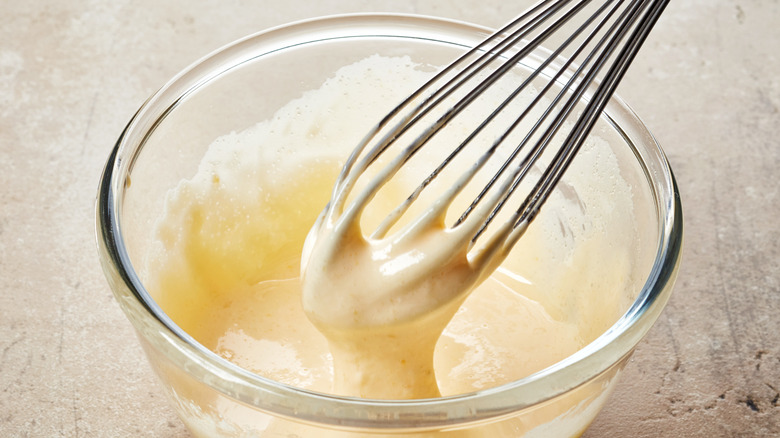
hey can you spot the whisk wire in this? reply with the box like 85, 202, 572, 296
322, 0, 668, 264
456, 0, 626, 233
480, 0, 658, 242
367, 0, 620, 240
516, 0, 668, 230
330, 0, 588, 221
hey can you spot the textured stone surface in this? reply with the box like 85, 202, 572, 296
1, 1, 777, 436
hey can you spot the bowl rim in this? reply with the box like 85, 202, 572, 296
96, 12, 683, 430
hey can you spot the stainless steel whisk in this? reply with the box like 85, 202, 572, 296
315, 0, 668, 276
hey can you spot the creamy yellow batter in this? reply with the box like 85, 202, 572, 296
144, 55, 637, 407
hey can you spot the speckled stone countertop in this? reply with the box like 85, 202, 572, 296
1, 1, 778, 436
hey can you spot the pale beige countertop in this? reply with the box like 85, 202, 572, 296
1, 1, 778, 436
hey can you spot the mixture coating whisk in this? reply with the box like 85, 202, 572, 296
307, 0, 669, 287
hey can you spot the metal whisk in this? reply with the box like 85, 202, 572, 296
310, 0, 668, 280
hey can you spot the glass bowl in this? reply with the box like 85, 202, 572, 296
96, 13, 682, 437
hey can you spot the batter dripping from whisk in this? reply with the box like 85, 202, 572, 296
299, 0, 662, 399
147, 55, 637, 404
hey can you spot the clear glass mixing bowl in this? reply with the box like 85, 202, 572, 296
96, 14, 682, 437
